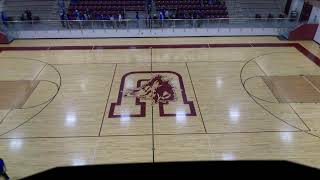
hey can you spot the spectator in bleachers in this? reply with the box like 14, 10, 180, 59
20, 12, 26, 21
74, 10, 82, 28
103, 13, 112, 28
161, 7, 166, 17
159, 11, 164, 27
153, 13, 157, 20
135, 12, 140, 28
102, 13, 108, 21
58, 0, 65, 15
59, 11, 66, 28
267, 13, 274, 21
278, 14, 284, 18
84, 8, 91, 20
146, 13, 152, 28
122, 12, 126, 20
169, 11, 175, 19
83, 12, 88, 21
66, 13, 73, 29
95, 12, 103, 27
195, 13, 201, 27
190, 12, 195, 27
255, 14, 261, 19
25, 9, 32, 21
96, 13, 102, 21
147, 3, 152, 15
184, 11, 189, 19
159, 11, 164, 20
110, 14, 115, 28
1, 11, 8, 27
101, 12, 107, 20
165, 9, 169, 19
74, 9, 80, 19
117, 12, 123, 28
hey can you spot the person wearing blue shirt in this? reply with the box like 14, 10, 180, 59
0, 158, 9, 180
1, 11, 8, 27
96, 13, 102, 20
159, 11, 164, 28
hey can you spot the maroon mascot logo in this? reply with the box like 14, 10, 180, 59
124, 74, 177, 104
108, 71, 196, 118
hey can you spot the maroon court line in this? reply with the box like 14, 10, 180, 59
0, 42, 319, 66
0, 43, 302, 50
0, 43, 300, 50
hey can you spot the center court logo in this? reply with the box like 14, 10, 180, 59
124, 74, 177, 104
108, 71, 197, 118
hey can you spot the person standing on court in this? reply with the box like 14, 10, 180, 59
0, 158, 10, 180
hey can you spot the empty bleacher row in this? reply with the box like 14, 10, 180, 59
238, 0, 285, 18
156, 0, 228, 19
3, 0, 59, 21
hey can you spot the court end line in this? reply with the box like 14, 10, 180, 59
185, 62, 207, 133
98, 63, 117, 136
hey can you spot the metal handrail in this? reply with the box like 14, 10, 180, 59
2, 17, 298, 23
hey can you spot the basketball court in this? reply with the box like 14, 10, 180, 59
1, 36, 320, 178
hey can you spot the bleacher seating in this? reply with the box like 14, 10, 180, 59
67, 0, 146, 20
238, 0, 285, 18
3, 0, 59, 20
155, 0, 228, 19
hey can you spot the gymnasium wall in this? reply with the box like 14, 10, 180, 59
0, 0, 4, 12
289, 0, 305, 19
288, 24, 318, 40
308, 6, 320, 23
0, 31, 9, 43
311, 6, 320, 43
314, 25, 320, 43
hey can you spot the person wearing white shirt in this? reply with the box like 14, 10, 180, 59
118, 13, 122, 28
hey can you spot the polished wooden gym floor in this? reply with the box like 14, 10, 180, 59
1, 37, 320, 179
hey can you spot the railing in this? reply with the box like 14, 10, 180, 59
0, 18, 302, 38
1, 18, 300, 31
